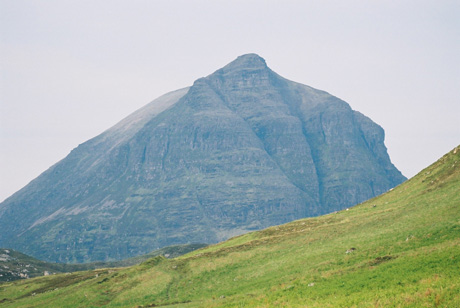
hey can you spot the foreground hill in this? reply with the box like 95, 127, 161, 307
0, 146, 458, 307
0, 54, 405, 263
0, 244, 206, 283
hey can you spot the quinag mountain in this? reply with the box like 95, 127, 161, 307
0, 54, 405, 263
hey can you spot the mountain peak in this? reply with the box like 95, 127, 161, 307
221, 53, 268, 72
0, 54, 406, 263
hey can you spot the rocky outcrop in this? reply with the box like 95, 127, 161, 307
0, 54, 406, 262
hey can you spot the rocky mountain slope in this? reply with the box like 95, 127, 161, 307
0, 54, 405, 262
1, 146, 458, 307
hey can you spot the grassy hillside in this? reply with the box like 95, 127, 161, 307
0, 244, 206, 283
0, 146, 458, 307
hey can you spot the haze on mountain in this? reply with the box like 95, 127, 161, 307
0, 54, 405, 263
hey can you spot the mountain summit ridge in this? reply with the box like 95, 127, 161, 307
0, 54, 406, 262
219, 53, 268, 71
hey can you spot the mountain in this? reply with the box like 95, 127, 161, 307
0, 244, 206, 282
1, 146, 458, 307
0, 54, 405, 263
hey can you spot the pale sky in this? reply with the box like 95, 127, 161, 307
1, 1, 459, 202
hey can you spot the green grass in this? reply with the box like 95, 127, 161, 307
1, 146, 459, 307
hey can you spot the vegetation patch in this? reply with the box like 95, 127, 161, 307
368, 255, 397, 266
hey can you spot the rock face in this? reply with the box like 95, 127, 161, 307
0, 54, 406, 263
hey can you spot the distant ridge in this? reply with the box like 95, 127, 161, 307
0, 54, 405, 262
0, 244, 206, 282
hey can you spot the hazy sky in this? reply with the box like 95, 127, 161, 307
1, 1, 459, 202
